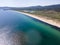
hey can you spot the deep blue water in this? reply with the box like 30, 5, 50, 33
0, 10, 60, 45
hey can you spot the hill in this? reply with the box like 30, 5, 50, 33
0, 4, 60, 12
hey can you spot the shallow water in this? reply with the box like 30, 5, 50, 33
0, 10, 60, 45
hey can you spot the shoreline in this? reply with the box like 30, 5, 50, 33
19, 12, 60, 28
14, 10, 60, 28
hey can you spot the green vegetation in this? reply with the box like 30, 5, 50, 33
21, 10, 60, 21
14, 4, 60, 22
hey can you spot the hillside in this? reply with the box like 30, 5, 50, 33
17, 4, 60, 12
0, 4, 60, 11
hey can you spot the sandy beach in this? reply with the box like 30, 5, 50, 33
19, 12, 60, 28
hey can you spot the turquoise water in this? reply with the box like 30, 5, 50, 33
0, 10, 60, 45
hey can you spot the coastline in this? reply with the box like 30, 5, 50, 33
19, 12, 60, 28
14, 10, 60, 28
